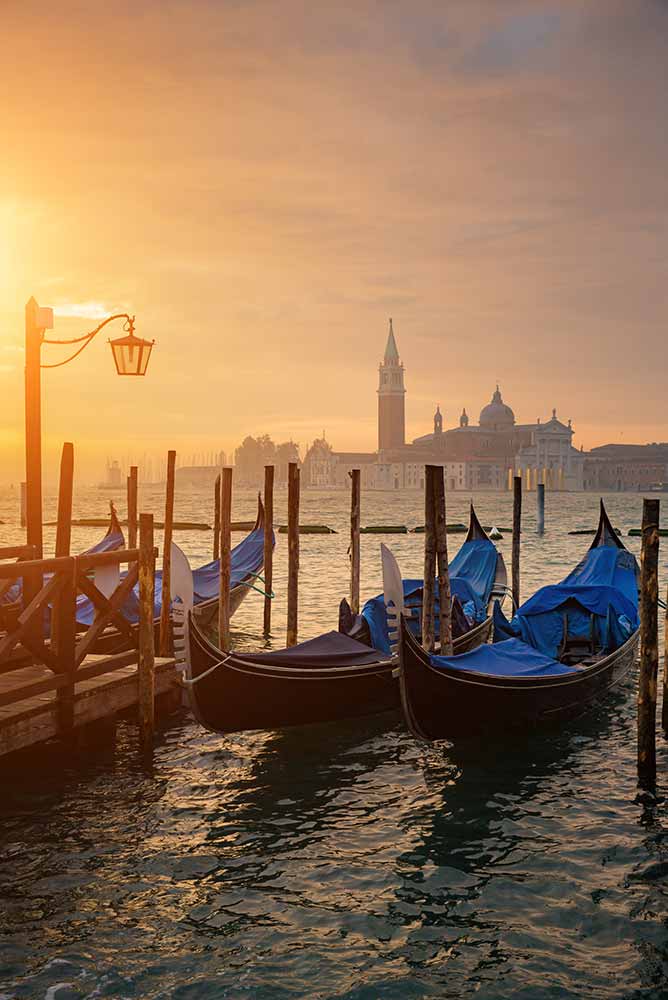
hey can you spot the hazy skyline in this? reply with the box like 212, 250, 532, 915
1, 0, 667, 482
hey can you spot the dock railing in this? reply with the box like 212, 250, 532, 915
0, 540, 157, 736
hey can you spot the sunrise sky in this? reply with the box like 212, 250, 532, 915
1, 0, 667, 483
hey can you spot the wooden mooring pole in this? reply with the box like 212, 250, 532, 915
433, 465, 453, 655
55, 442, 74, 557
423, 466, 436, 653
127, 466, 138, 549
537, 481, 545, 537
218, 468, 233, 650
350, 469, 361, 615
638, 498, 660, 786
213, 472, 221, 561
662, 579, 668, 738
159, 450, 176, 656
512, 475, 522, 609
263, 465, 274, 637
138, 512, 156, 747
286, 462, 300, 647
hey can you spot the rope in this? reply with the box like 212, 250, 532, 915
180, 651, 232, 686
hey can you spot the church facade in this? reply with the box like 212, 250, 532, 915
302, 321, 584, 490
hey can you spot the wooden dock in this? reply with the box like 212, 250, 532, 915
0, 652, 179, 757
0, 518, 180, 761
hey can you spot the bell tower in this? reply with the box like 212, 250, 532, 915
377, 318, 406, 452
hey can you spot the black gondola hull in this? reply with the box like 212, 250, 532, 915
186, 610, 494, 734
399, 616, 639, 741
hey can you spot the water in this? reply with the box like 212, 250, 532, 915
1, 486, 667, 999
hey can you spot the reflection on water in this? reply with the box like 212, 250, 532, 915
0, 487, 667, 997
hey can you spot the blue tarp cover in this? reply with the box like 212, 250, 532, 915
493, 542, 639, 660
234, 630, 389, 667
361, 535, 499, 654
430, 637, 578, 677
75, 523, 268, 626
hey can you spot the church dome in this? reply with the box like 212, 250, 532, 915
479, 386, 515, 429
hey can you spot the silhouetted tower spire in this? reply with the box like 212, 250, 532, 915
377, 318, 406, 452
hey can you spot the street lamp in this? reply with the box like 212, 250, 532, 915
24, 297, 156, 557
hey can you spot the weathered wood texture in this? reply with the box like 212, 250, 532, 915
213, 473, 221, 561
512, 475, 522, 609
0, 657, 178, 758
24, 297, 43, 558
159, 450, 176, 656
127, 466, 138, 549
263, 465, 274, 636
138, 513, 156, 745
55, 442, 74, 557
433, 466, 453, 656
663, 581, 668, 738
286, 462, 300, 647
218, 468, 233, 649
423, 466, 436, 653
350, 469, 361, 615
638, 498, 660, 785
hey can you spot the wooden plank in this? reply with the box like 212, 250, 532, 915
0, 545, 35, 561
638, 497, 660, 787
0, 555, 72, 579
349, 469, 361, 615
159, 449, 176, 656
138, 513, 155, 745
0, 572, 63, 662
74, 564, 139, 666
286, 462, 300, 647
76, 547, 141, 570
218, 468, 233, 649
55, 442, 74, 557
263, 465, 274, 636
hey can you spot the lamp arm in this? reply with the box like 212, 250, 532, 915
41, 313, 134, 369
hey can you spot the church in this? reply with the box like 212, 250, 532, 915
302, 321, 584, 490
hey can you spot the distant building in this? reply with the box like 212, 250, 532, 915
303, 321, 585, 490
582, 443, 668, 492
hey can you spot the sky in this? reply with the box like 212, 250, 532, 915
1, 0, 667, 483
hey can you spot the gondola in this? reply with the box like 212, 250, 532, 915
339, 504, 509, 656
0, 502, 125, 632
176, 506, 507, 735
397, 500, 640, 741
75, 495, 270, 645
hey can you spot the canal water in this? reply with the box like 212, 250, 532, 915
0, 486, 667, 999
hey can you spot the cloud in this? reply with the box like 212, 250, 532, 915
52, 302, 114, 320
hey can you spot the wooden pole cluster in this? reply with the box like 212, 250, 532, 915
55, 442, 74, 558
138, 512, 156, 747
127, 466, 138, 549
349, 469, 361, 615
433, 468, 453, 656
213, 472, 221, 561
159, 450, 176, 657
263, 465, 274, 637
286, 462, 300, 647
423, 466, 436, 652
536, 481, 545, 536
638, 498, 660, 786
512, 475, 522, 609
218, 468, 233, 649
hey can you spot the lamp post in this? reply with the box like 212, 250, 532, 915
24, 296, 155, 557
